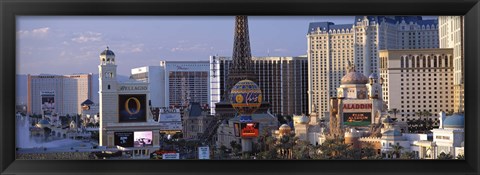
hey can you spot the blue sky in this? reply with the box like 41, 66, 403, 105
17, 16, 438, 76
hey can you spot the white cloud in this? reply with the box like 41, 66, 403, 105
273, 48, 288, 52
71, 31, 102, 43
170, 43, 212, 52
17, 27, 50, 38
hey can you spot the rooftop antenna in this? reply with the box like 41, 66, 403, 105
267, 49, 270, 56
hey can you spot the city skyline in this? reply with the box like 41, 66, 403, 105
17, 16, 438, 76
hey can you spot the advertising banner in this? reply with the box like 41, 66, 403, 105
343, 112, 372, 126
118, 94, 147, 122
240, 122, 259, 138
134, 131, 153, 147
162, 153, 180, 159
114, 132, 134, 147
198, 146, 210, 159
41, 91, 55, 116
233, 123, 240, 137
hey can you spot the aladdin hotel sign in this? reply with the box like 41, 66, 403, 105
342, 100, 372, 126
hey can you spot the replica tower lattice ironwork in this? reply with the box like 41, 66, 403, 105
224, 16, 258, 101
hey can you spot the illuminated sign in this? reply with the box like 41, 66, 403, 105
119, 86, 148, 91
118, 94, 147, 122
114, 132, 134, 147
342, 100, 372, 113
343, 104, 372, 110
343, 113, 372, 126
134, 131, 153, 147
240, 122, 259, 138
41, 92, 55, 116
198, 146, 210, 159
162, 153, 180, 159
176, 66, 188, 70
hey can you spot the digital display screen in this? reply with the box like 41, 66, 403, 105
240, 122, 259, 138
114, 132, 134, 147
343, 113, 372, 126
118, 94, 147, 122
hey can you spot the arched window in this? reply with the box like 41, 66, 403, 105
108, 85, 111, 90
422, 56, 426, 68
416, 56, 420, 68
405, 56, 409, 68
401, 56, 404, 68
444, 56, 449, 67
434, 56, 438, 67
427, 56, 431, 68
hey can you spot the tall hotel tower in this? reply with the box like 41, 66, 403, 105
439, 16, 464, 113
307, 16, 439, 118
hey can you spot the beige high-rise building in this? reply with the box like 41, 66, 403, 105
439, 16, 464, 112
27, 73, 92, 116
308, 16, 439, 118
379, 48, 454, 124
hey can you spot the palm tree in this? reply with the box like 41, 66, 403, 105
388, 108, 400, 120
390, 144, 404, 159
400, 151, 416, 159
415, 110, 432, 133
437, 152, 453, 159
456, 154, 465, 160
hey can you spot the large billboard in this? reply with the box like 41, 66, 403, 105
114, 132, 134, 147
343, 113, 372, 126
240, 122, 259, 138
118, 94, 147, 122
41, 91, 55, 116
134, 131, 153, 147
198, 146, 210, 159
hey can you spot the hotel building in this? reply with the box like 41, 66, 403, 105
307, 16, 439, 118
27, 73, 92, 116
131, 61, 210, 108
98, 47, 162, 157
209, 56, 309, 116
439, 16, 464, 112
379, 48, 454, 123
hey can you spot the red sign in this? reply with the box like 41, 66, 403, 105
240, 123, 259, 138
343, 104, 372, 110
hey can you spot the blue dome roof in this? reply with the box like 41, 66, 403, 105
38, 119, 50, 125
369, 73, 378, 79
443, 113, 464, 128
100, 47, 115, 56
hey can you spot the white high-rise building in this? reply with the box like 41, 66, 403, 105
307, 16, 439, 118
379, 48, 454, 124
27, 73, 92, 116
131, 66, 164, 108
439, 16, 464, 112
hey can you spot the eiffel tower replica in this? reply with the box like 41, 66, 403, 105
214, 16, 270, 119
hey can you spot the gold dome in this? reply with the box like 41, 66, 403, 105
279, 124, 291, 135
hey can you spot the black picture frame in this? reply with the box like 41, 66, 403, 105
1, 0, 479, 175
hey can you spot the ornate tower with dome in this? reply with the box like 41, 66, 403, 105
328, 60, 388, 137
98, 47, 163, 157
